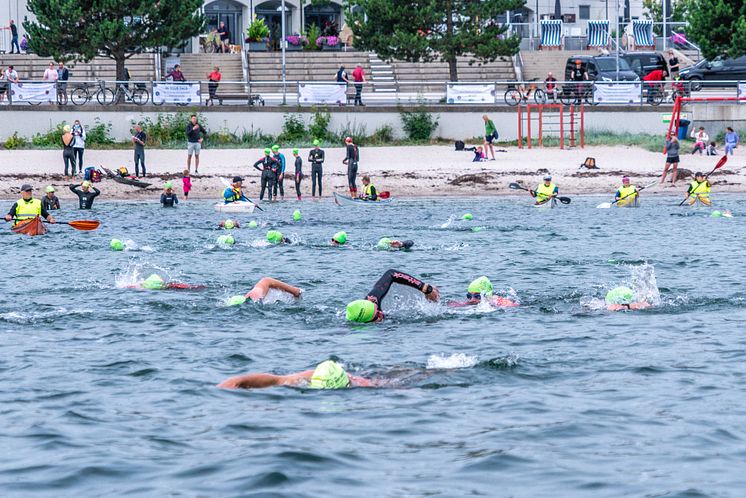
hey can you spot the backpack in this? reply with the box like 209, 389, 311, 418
118, 166, 129, 177
84, 166, 95, 180
91, 169, 103, 183
455, 140, 465, 151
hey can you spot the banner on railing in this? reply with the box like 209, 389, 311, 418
738, 82, 746, 102
298, 83, 346, 104
10, 82, 55, 103
152, 82, 201, 104
446, 84, 495, 104
593, 83, 641, 104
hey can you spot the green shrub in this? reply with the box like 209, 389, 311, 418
370, 124, 394, 144
400, 107, 439, 141
31, 122, 66, 147
138, 112, 207, 147
278, 113, 306, 142
309, 108, 331, 141
246, 18, 270, 42
86, 119, 114, 145
3, 132, 28, 149
336, 120, 368, 145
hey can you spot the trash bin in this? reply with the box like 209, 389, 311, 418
678, 119, 691, 140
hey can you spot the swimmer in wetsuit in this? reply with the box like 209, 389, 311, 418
605, 286, 651, 311
218, 360, 372, 389
447, 276, 519, 308
128, 274, 206, 291
376, 238, 414, 251
226, 277, 301, 306
346, 269, 439, 323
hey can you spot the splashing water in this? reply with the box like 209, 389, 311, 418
630, 263, 661, 306
427, 353, 479, 369
439, 215, 455, 229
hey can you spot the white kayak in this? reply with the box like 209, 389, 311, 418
533, 199, 557, 209
333, 192, 393, 206
214, 201, 256, 213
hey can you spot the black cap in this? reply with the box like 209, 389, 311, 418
232, 176, 243, 183
402, 240, 414, 250
694, 171, 704, 177
21, 184, 33, 192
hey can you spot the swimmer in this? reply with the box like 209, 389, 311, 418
267, 230, 291, 244
331, 231, 347, 246
376, 237, 414, 251
219, 219, 240, 229
218, 359, 372, 389
127, 273, 206, 291
346, 269, 439, 323
605, 286, 651, 311
447, 276, 519, 308
226, 277, 301, 305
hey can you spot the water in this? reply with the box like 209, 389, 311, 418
2, 196, 746, 497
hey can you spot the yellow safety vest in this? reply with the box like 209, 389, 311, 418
535, 183, 556, 203
14, 198, 42, 225
616, 185, 638, 206
690, 180, 710, 197
364, 184, 376, 198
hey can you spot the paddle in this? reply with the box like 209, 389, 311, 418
56, 220, 100, 231
379, 191, 391, 199
678, 155, 727, 207
596, 180, 658, 209
219, 177, 264, 211
509, 182, 571, 205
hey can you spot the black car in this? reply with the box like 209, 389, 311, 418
679, 56, 746, 90
564, 56, 640, 82
623, 52, 668, 78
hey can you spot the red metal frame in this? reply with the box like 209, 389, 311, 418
517, 104, 584, 149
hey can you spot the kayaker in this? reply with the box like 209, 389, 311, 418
376, 238, 414, 251
253, 149, 278, 201
447, 276, 519, 308
5, 184, 56, 225
266, 230, 291, 245
292, 148, 303, 201
308, 139, 324, 197
41, 186, 60, 211
226, 277, 302, 306
271, 145, 286, 201
342, 136, 359, 198
223, 176, 249, 204
69, 180, 100, 209
360, 175, 378, 201
605, 286, 651, 311
685, 172, 712, 206
529, 175, 558, 205
160, 181, 179, 207
331, 231, 347, 246
345, 269, 439, 323
218, 360, 372, 389
614, 176, 638, 207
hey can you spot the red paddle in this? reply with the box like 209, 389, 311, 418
679, 155, 727, 206
379, 191, 391, 199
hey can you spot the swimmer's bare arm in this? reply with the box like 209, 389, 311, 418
218, 370, 313, 389
245, 277, 302, 300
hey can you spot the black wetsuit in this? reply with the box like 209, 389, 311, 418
365, 269, 428, 314
69, 185, 100, 209
294, 156, 303, 199
253, 156, 278, 201
345, 143, 359, 194
160, 192, 179, 207
308, 148, 324, 196
272, 153, 286, 198
41, 195, 60, 211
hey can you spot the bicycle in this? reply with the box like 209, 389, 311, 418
96, 80, 149, 105
560, 82, 593, 106
504, 80, 546, 106
643, 83, 664, 106
70, 81, 99, 105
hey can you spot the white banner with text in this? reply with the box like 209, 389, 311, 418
152, 82, 201, 104
10, 82, 56, 103
446, 84, 495, 104
298, 83, 347, 104
593, 83, 642, 104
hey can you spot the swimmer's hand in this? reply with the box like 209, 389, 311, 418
425, 285, 440, 302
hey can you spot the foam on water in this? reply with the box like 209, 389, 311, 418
426, 353, 479, 369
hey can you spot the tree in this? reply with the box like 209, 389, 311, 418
346, 0, 524, 81
686, 0, 746, 60
642, 0, 688, 36
24, 0, 204, 82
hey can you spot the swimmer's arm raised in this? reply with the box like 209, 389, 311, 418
218, 370, 313, 389
246, 277, 301, 300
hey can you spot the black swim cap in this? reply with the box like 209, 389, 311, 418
402, 240, 414, 249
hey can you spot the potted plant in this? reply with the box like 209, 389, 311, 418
245, 18, 270, 51
316, 35, 341, 51
286, 34, 308, 52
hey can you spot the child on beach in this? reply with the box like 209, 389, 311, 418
690, 126, 708, 154
472, 146, 486, 162
182, 169, 192, 199
706, 141, 718, 156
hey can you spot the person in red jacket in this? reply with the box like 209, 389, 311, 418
642, 68, 668, 103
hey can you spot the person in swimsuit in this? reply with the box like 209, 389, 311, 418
376, 238, 414, 251
129, 274, 206, 291
345, 269, 439, 323
160, 182, 179, 207
253, 149, 278, 201
605, 286, 651, 311
70, 180, 100, 209
218, 360, 372, 389
343, 136, 359, 198
226, 277, 302, 306
447, 276, 519, 308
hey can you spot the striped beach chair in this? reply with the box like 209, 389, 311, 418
631, 20, 655, 50
587, 20, 609, 48
540, 20, 563, 50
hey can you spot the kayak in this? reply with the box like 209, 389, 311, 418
533, 199, 557, 209
616, 198, 640, 208
214, 201, 256, 213
113, 176, 151, 188
333, 192, 393, 206
11, 216, 47, 236
686, 195, 712, 207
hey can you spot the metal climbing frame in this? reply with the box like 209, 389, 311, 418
517, 104, 585, 149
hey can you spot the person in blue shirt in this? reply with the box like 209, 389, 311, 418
271, 144, 286, 201
223, 176, 249, 204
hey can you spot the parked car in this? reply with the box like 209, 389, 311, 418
564, 56, 640, 82
623, 52, 668, 78
679, 56, 746, 90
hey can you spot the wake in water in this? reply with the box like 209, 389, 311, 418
581, 262, 661, 311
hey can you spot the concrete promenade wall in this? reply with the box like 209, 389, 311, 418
0, 105, 743, 142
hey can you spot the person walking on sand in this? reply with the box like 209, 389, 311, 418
71, 120, 86, 174
292, 148, 303, 201
724, 127, 739, 156
186, 114, 207, 174
343, 136, 360, 198
132, 123, 147, 177
308, 139, 324, 197
660, 135, 680, 185
482, 115, 497, 161
62, 125, 76, 178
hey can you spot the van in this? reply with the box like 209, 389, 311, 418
623, 52, 668, 78
564, 55, 640, 82
679, 56, 746, 90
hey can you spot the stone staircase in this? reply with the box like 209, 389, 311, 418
388, 56, 516, 92
177, 53, 245, 97
520, 50, 597, 81
0, 53, 156, 81
368, 53, 396, 93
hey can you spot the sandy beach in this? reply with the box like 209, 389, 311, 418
0, 144, 742, 200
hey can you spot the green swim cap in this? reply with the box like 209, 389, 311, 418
467, 276, 494, 297
271, 144, 280, 152
376, 237, 392, 250
313, 139, 320, 146
110, 238, 124, 251
472, 227, 484, 232
223, 219, 235, 230
346, 299, 376, 322
267, 230, 284, 244
292, 148, 299, 154
142, 274, 165, 290
711, 210, 722, 218
332, 231, 347, 245
264, 148, 271, 155
462, 213, 473, 220
605, 286, 635, 305
248, 220, 258, 229
45, 185, 55, 193
217, 234, 235, 245
164, 181, 173, 189
227, 295, 247, 306
309, 360, 350, 389
293, 209, 302, 221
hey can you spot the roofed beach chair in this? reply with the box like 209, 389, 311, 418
631, 20, 655, 50
540, 20, 563, 50
587, 20, 610, 49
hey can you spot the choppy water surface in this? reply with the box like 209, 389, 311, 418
2, 196, 746, 497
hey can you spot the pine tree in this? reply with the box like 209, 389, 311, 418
686, 0, 746, 60
347, 0, 523, 81
24, 0, 205, 81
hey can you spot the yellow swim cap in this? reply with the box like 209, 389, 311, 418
309, 360, 350, 389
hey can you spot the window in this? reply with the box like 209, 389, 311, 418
579, 5, 590, 20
